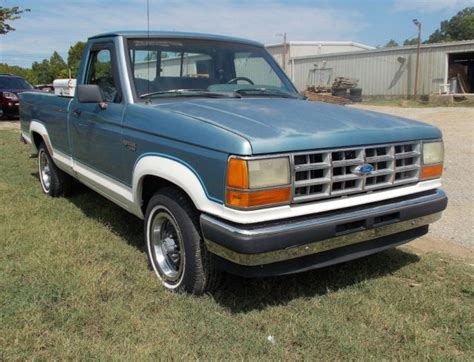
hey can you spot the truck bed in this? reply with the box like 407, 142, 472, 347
20, 92, 73, 155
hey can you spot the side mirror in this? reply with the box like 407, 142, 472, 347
76, 84, 105, 103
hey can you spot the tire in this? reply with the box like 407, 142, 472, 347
144, 187, 222, 294
37, 142, 73, 197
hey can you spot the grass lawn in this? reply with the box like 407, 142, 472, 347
0, 129, 473, 359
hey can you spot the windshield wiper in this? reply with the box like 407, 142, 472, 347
140, 89, 241, 99
235, 88, 299, 99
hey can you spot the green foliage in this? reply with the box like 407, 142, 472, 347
0, 5, 30, 34
67, 41, 86, 78
0, 63, 37, 84
31, 51, 68, 84
49, 51, 68, 78
3, 50, 69, 86
427, 7, 474, 43
403, 38, 419, 46
384, 39, 399, 48
383, 7, 473, 48
3, 41, 84, 85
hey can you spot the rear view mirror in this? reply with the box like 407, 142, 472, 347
76, 84, 104, 103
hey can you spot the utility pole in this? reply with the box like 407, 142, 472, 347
413, 19, 421, 99
276, 32, 288, 72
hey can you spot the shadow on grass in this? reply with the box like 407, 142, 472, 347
67, 184, 144, 250
212, 248, 419, 313
45, 178, 420, 313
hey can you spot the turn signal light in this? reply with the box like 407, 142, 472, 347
421, 164, 443, 180
226, 187, 291, 208
226, 158, 248, 189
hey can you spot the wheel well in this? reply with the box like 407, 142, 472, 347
140, 175, 196, 213
31, 131, 43, 151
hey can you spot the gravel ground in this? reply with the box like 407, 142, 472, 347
0, 120, 20, 131
351, 105, 474, 250
2, 107, 473, 253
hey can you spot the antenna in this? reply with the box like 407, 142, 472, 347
146, 0, 150, 97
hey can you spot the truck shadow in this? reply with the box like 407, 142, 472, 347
211, 248, 419, 313
62, 184, 420, 313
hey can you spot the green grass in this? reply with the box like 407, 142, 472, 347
0, 129, 473, 359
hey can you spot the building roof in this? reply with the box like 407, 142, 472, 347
265, 41, 375, 50
291, 39, 474, 61
89, 30, 263, 47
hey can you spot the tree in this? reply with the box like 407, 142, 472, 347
403, 38, 418, 46
427, 7, 474, 43
50, 51, 68, 78
0, 5, 30, 34
32, 59, 52, 84
384, 39, 399, 47
67, 41, 86, 78
31, 52, 68, 84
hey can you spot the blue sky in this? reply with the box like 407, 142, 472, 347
1, 0, 473, 68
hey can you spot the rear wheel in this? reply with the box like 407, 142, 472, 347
145, 187, 221, 294
38, 142, 73, 197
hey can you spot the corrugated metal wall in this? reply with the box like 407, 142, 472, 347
291, 41, 474, 96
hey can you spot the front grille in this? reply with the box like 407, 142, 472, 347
292, 141, 421, 203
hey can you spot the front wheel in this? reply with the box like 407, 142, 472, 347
145, 187, 221, 294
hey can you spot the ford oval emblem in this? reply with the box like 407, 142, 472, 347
353, 164, 374, 176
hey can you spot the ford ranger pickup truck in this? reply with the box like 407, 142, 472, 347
20, 31, 447, 294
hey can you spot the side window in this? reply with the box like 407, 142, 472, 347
86, 48, 120, 103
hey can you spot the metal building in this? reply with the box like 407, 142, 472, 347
266, 41, 374, 74
287, 40, 474, 96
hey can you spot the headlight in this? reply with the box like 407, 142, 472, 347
226, 156, 291, 208
421, 141, 444, 180
3, 92, 18, 100
423, 141, 444, 165
248, 158, 290, 188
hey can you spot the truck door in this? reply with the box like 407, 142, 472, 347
69, 42, 125, 183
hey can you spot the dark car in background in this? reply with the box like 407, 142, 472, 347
0, 74, 35, 119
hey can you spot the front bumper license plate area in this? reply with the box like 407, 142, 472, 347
200, 190, 447, 266
204, 213, 441, 266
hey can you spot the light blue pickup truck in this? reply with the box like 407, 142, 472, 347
20, 31, 447, 294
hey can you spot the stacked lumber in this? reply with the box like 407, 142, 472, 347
304, 91, 351, 105
306, 84, 333, 93
332, 77, 358, 89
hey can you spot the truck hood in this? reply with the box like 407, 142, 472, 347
156, 98, 441, 154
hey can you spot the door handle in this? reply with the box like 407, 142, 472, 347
73, 108, 81, 116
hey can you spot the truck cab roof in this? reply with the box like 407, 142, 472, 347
88, 30, 263, 47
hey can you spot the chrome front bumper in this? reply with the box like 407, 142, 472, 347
200, 190, 447, 272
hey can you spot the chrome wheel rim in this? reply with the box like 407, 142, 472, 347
39, 149, 51, 192
149, 208, 184, 283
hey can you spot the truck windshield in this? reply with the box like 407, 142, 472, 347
127, 38, 297, 99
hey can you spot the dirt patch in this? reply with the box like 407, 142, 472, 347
403, 235, 474, 262
0, 120, 20, 131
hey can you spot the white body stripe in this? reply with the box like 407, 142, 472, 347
28, 121, 442, 224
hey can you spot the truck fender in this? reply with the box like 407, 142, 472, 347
29, 120, 52, 154
132, 154, 223, 216
28, 120, 74, 174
